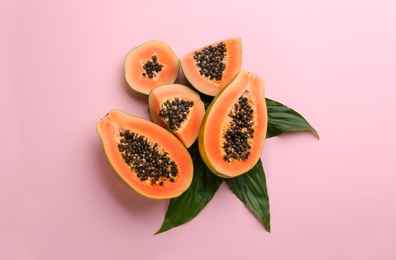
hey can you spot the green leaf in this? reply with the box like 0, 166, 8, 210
157, 95, 318, 234
224, 159, 271, 232
155, 143, 223, 234
199, 92, 214, 110
266, 98, 319, 139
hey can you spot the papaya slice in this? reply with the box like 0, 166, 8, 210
96, 109, 193, 199
198, 70, 267, 178
148, 84, 205, 148
124, 41, 180, 95
180, 37, 242, 96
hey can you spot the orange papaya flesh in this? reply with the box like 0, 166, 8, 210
180, 37, 242, 97
125, 41, 180, 95
198, 70, 267, 178
96, 109, 193, 199
148, 84, 205, 148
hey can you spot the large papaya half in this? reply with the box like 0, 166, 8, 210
96, 109, 193, 199
124, 41, 180, 95
179, 37, 242, 96
198, 70, 267, 178
148, 84, 205, 148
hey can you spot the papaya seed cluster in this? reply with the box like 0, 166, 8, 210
223, 96, 255, 162
159, 98, 194, 132
193, 42, 227, 81
118, 130, 178, 185
142, 55, 163, 79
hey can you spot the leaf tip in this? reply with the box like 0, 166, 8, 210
312, 129, 320, 140
265, 224, 271, 233
154, 226, 167, 235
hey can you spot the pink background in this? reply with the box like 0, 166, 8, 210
2, 0, 396, 259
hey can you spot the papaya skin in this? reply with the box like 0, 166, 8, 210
198, 71, 268, 178
97, 109, 193, 199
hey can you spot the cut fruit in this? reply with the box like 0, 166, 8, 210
96, 109, 193, 199
180, 37, 242, 96
125, 41, 180, 95
198, 70, 267, 178
149, 84, 205, 148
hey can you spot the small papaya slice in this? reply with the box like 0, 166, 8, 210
180, 37, 242, 96
148, 84, 205, 148
96, 109, 193, 199
125, 41, 180, 95
198, 70, 267, 178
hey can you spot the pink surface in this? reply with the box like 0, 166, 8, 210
1, 0, 396, 259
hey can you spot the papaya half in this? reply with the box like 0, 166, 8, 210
180, 37, 242, 96
198, 70, 268, 178
96, 109, 193, 199
124, 41, 180, 95
148, 84, 205, 148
